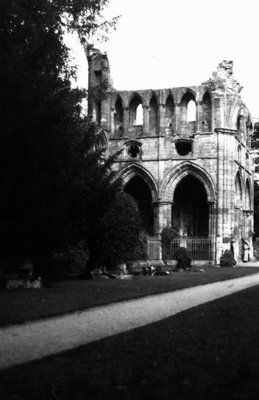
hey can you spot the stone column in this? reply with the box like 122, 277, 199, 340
210, 93, 215, 132
158, 104, 166, 136
215, 128, 237, 263
153, 201, 172, 235
174, 102, 181, 135
110, 107, 115, 136
215, 128, 224, 264
208, 201, 216, 263
196, 101, 202, 132
123, 107, 129, 137
143, 105, 150, 136
101, 99, 110, 130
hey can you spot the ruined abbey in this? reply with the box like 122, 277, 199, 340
87, 49, 254, 265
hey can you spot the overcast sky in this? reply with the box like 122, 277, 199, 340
67, 0, 259, 119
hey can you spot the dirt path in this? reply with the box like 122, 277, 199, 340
1, 273, 259, 371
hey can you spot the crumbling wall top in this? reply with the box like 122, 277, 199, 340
203, 60, 243, 94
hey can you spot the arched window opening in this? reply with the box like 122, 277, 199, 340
95, 130, 108, 150
235, 174, 242, 208
245, 180, 251, 210
149, 95, 158, 135
187, 100, 196, 122
234, 173, 243, 241
172, 175, 208, 237
166, 95, 174, 134
180, 91, 196, 136
129, 95, 143, 136
114, 97, 123, 137
136, 104, 143, 125
202, 91, 212, 132
93, 101, 101, 125
129, 96, 142, 125
124, 176, 154, 235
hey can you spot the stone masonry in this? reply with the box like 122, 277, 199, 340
87, 48, 254, 264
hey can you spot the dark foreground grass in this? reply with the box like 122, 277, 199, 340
0, 266, 259, 327
1, 284, 259, 400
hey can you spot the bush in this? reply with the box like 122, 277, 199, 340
161, 226, 178, 262
174, 247, 192, 270
132, 231, 148, 261
93, 192, 141, 268
51, 242, 89, 277
220, 250, 236, 267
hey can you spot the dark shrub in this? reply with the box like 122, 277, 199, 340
93, 192, 141, 268
50, 242, 88, 277
161, 226, 178, 262
174, 247, 192, 270
135, 231, 148, 260
220, 250, 236, 267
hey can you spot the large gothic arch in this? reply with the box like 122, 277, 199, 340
116, 164, 158, 234
116, 163, 158, 202
161, 161, 216, 203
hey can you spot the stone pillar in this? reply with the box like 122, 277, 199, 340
110, 107, 115, 136
158, 104, 166, 136
213, 95, 224, 128
196, 101, 202, 132
153, 201, 172, 235
123, 107, 129, 137
208, 201, 216, 263
174, 102, 181, 135
216, 129, 224, 264
143, 105, 150, 136
215, 128, 237, 263
210, 93, 215, 132
101, 99, 110, 130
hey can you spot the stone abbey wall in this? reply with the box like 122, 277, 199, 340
87, 49, 254, 264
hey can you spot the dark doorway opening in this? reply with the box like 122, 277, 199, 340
172, 175, 209, 237
124, 176, 154, 235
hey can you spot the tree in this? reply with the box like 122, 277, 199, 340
68, 121, 123, 266
0, 0, 118, 264
92, 192, 142, 269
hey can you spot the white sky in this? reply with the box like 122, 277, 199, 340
67, 0, 259, 119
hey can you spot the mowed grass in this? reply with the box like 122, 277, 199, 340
0, 266, 259, 327
1, 284, 259, 399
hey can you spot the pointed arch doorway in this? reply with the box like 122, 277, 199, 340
172, 175, 209, 237
124, 176, 154, 235
171, 174, 212, 260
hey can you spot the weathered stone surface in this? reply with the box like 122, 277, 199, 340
87, 52, 254, 264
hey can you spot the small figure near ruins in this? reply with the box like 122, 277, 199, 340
242, 239, 250, 262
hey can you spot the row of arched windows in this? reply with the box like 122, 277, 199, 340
113, 90, 212, 137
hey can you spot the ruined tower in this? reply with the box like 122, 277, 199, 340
87, 53, 254, 265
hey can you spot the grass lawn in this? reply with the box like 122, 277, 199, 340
0, 266, 259, 327
1, 284, 259, 399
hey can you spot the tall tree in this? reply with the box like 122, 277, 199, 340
0, 0, 118, 263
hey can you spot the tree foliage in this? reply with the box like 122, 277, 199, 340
0, 0, 120, 264
92, 192, 141, 268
